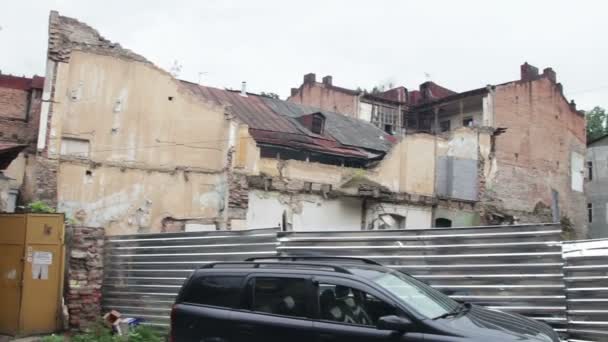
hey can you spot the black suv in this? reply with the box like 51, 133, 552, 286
171, 257, 559, 342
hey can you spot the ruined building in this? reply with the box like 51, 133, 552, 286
0, 73, 45, 211
27, 11, 466, 235
288, 74, 408, 135
3, 11, 586, 238
289, 64, 587, 238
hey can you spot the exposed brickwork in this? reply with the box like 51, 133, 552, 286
0, 88, 28, 120
30, 156, 59, 207
0, 73, 43, 152
48, 11, 149, 64
486, 75, 587, 237
66, 226, 104, 331
288, 74, 360, 116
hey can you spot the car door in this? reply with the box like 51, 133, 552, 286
229, 274, 315, 342
312, 276, 425, 342
172, 274, 245, 342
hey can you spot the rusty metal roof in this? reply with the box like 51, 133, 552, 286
182, 82, 394, 160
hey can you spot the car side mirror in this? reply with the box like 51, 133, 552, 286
377, 315, 413, 332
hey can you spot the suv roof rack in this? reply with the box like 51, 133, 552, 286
201, 261, 353, 274
245, 256, 382, 266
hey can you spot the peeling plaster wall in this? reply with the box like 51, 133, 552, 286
435, 128, 480, 201
370, 133, 435, 195
46, 51, 231, 234
365, 202, 432, 229
246, 190, 362, 231
434, 207, 480, 227
57, 163, 224, 235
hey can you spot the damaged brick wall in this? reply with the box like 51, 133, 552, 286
65, 226, 104, 331
485, 74, 587, 237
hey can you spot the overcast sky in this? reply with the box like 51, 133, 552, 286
2, 0, 607, 110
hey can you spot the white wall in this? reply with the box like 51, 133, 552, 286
246, 190, 362, 231
359, 102, 373, 122
292, 197, 362, 231
365, 202, 432, 229
571, 152, 584, 192
246, 190, 287, 229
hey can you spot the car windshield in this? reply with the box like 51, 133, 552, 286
347, 266, 459, 319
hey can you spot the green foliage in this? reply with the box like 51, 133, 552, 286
260, 92, 280, 99
357, 82, 395, 95
586, 106, 608, 143
25, 201, 56, 213
69, 323, 164, 342
41, 335, 64, 342
126, 326, 164, 342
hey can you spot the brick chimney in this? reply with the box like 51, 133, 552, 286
542, 67, 556, 83
304, 73, 316, 84
322, 75, 333, 86
290, 88, 299, 97
520, 62, 539, 81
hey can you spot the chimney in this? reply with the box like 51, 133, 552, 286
543, 67, 557, 83
303, 73, 316, 84
290, 88, 299, 97
520, 62, 539, 81
322, 75, 333, 86
240, 81, 247, 97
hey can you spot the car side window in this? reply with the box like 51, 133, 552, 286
318, 283, 397, 326
183, 275, 244, 309
251, 277, 309, 319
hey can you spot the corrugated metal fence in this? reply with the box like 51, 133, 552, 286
563, 238, 608, 342
102, 228, 279, 327
277, 223, 567, 335
102, 223, 579, 337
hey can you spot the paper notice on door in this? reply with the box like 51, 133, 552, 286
33, 251, 53, 265
32, 264, 49, 280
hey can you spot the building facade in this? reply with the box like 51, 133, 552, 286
288, 74, 408, 135
586, 135, 608, 238
4, 11, 585, 238
29, 12, 478, 235
290, 64, 587, 238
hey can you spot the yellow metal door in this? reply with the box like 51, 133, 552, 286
0, 214, 26, 336
20, 214, 65, 335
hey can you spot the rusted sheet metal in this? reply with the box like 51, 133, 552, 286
182, 81, 393, 159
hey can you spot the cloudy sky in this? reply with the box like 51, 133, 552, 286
2, 0, 607, 110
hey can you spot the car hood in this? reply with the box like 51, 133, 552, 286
437, 305, 558, 342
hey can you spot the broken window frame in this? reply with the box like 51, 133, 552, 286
463, 117, 474, 127
311, 114, 325, 135
439, 120, 451, 132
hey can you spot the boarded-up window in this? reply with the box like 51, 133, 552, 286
571, 152, 584, 192
60, 138, 90, 158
